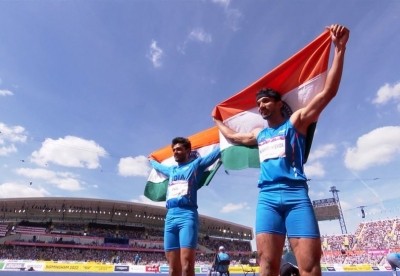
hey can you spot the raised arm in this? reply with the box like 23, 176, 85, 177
214, 118, 259, 146
293, 24, 350, 133
198, 146, 221, 168
149, 158, 171, 177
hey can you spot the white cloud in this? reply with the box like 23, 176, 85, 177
0, 122, 27, 156
308, 188, 325, 199
16, 168, 83, 191
147, 40, 163, 68
224, 7, 242, 31
220, 202, 250, 213
211, 0, 230, 8
307, 144, 336, 163
304, 144, 337, 178
0, 123, 27, 144
0, 182, 50, 198
31, 136, 107, 169
0, 89, 13, 96
15, 167, 84, 191
305, 161, 325, 178
189, 28, 212, 43
211, 0, 242, 31
0, 144, 17, 156
118, 155, 151, 177
344, 126, 400, 171
372, 82, 400, 108
132, 195, 165, 207
178, 28, 212, 54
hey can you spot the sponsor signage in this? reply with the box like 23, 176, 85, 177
342, 264, 373, 271
160, 265, 170, 273
129, 265, 146, 273
145, 265, 160, 272
115, 265, 129, 272
384, 266, 393, 271
326, 266, 335, 271
44, 262, 114, 272
4, 262, 25, 270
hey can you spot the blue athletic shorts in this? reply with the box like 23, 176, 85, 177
256, 181, 320, 238
164, 207, 198, 251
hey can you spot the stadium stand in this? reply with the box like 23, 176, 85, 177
2, 197, 399, 269
0, 197, 253, 266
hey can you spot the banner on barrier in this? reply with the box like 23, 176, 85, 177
145, 264, 160, 272
44, 262, 114, 272
342, 264, 373, 271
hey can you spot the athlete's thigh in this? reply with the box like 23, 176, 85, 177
178, 212, 198, 249
164, 215, 180, 251
285, 188, 319, 238
256, 233, 285, 272
256, 188, 285, 235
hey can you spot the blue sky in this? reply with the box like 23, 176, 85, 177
1, 0, 400, 248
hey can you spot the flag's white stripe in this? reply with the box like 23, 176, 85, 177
220, 73, 326, 151
283, 73, 327, 111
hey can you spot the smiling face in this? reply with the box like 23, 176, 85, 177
172, 143, 190, 163
257, 96, 282, 120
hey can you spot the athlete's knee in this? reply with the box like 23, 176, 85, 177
258, 253, 280, 276
168, 265, 182, 276
181, 260, 195, 276
297, 258, 321, 276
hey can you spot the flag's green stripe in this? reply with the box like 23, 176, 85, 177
222, 145, 260, 170
144, 162, 222, 202
144, 180, 168, 202
199, 160, 222, 188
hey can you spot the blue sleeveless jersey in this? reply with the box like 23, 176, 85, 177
257, 120, 307, 187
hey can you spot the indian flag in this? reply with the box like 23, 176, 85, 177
212, 29, 332, 170
144, 126, 221, 202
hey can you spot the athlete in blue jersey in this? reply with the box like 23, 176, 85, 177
214, 25, 349, 276
149, 137, 220, 276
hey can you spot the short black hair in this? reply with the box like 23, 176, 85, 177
256, 88, 281, 102
171, 137, 191, 150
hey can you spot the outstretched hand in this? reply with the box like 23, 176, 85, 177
328, 24, 350, 50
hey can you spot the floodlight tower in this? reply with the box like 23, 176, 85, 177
329, 186, 348, 234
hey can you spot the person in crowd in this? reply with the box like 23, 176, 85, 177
213, 246, 230, 276
134, 252, 141, 265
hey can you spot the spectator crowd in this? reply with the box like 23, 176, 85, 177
1, 218, 400, 267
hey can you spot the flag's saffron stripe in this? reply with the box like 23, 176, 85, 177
212, 30, 331, 121
150, 126, 219, 162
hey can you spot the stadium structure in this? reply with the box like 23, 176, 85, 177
0, 195, 398, 274
0, 197, 253, 238
0, 197, 254, 272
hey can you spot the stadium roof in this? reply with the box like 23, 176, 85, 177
0, 197, 253, 240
